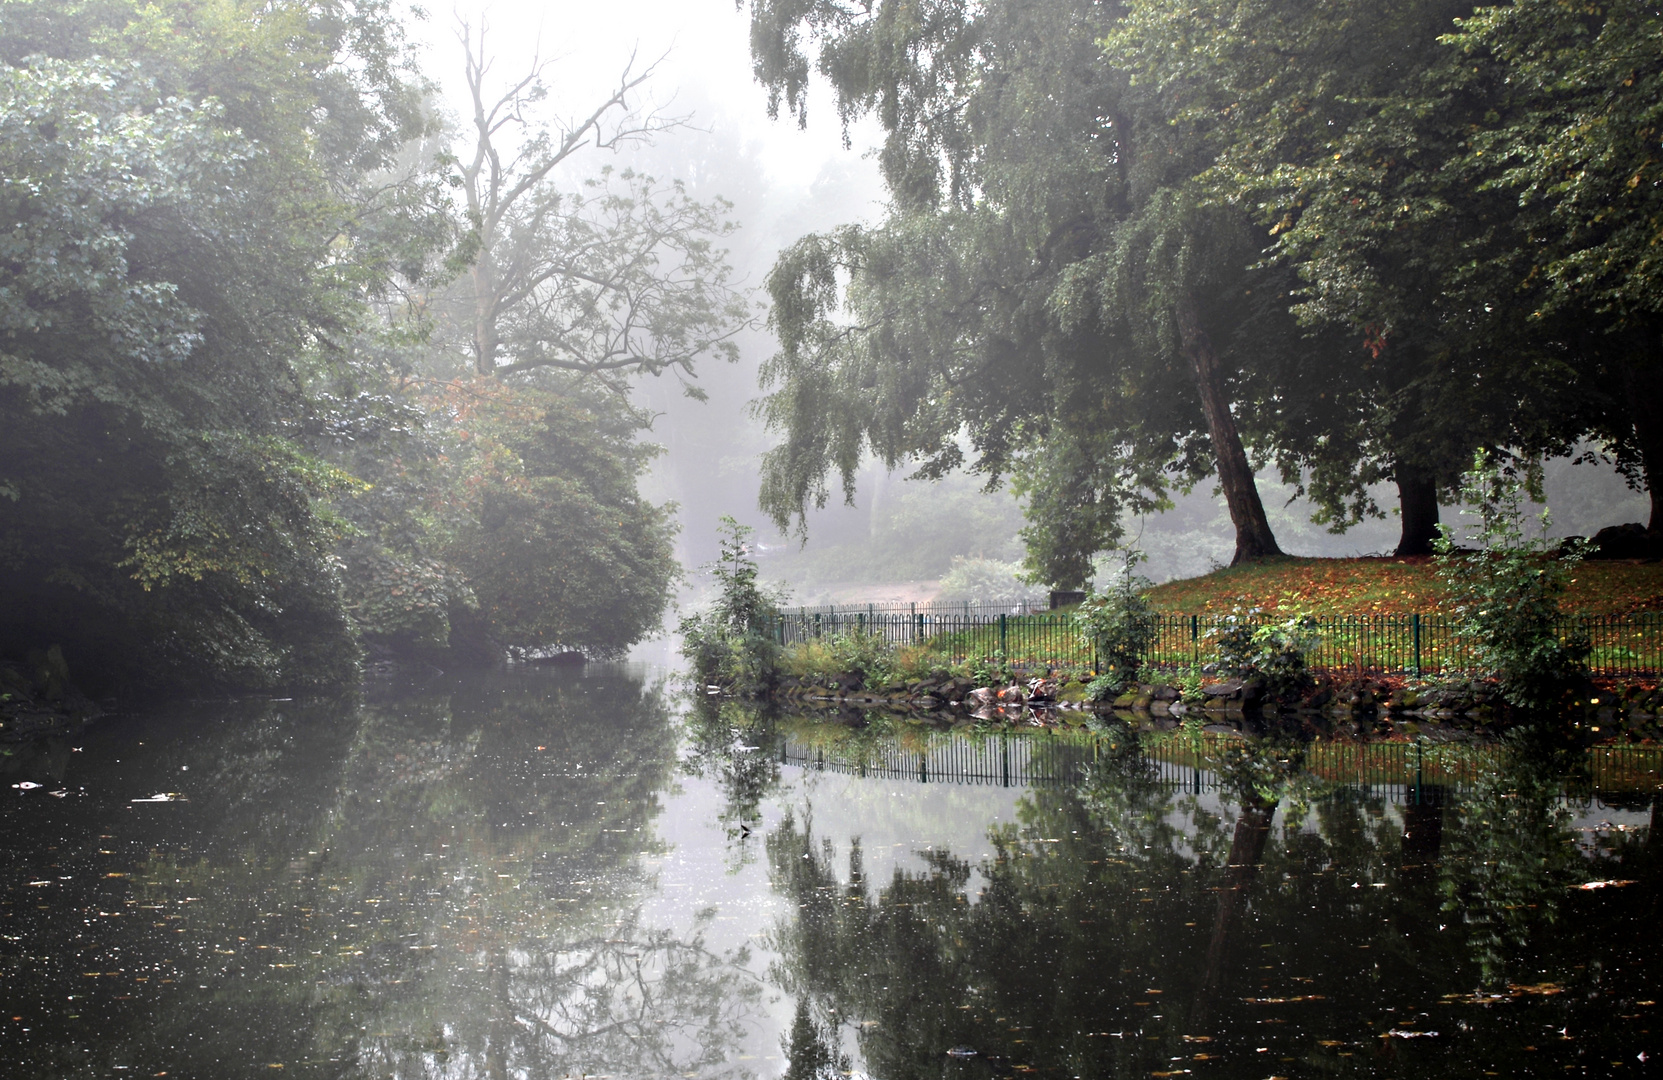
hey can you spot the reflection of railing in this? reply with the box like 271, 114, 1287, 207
764, 608, 1663, 677
779, 731, 1663, 803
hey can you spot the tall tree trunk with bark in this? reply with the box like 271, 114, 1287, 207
1393, 464, 1441, 556
1175, 290, 1283, 564
1620, 352, 1663, 533
472, 250, 500, 376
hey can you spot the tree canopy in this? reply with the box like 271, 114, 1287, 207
0, 0, 730, 689
0, 0, 441, 689
741, 0, 1663, 580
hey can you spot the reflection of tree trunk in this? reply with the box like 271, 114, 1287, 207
1393, 466, 1441, 557
1174, 290, 1283, 565
486, 951, 512, 1080
1191, 797, 1277, 1028
1399, 785, 1446, 890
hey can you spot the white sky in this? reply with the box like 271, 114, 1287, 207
406, 0, 872, 191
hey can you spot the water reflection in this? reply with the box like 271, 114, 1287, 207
0, 668, 760, 1078
3, 680, 1659, 1078
735, 707, 1661, 1078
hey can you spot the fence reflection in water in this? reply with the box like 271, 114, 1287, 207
778, 728, 1663, 804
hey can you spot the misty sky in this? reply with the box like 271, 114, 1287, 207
408, 0, 868, 191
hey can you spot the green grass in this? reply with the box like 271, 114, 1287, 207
1142, 555, 1663, 616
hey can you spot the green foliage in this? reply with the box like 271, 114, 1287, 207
0, 0, 444, 691
744, 0, 1210, 583
967, 651, 1017, 689
1435, 453, 1592, 714
1212, 606, 1320, 701
1083, 673, 1121, 703
0, 2, 696, 688
679, 518, 786, 692
436, 378, 679, 659
1134, 664, 1207, 704
1073, 559, 1157, 695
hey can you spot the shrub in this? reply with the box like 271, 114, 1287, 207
1435, 452, 1590, 713
1074, 559, 1157, 695
679, 517, 786, 692
968, 650, 1017, 688
1213, 605, 1320, 700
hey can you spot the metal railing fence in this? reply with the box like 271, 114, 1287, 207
759, 607, 1663, 677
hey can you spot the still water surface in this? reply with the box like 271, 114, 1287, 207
0, 665, 1658, 1078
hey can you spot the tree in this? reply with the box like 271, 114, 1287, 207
0, 0, 448, 690
1442, 0, 1663, 530
742, 0, 1303, 583
1105, 0, 1613, 555
434, 375, 680, 659
453, 22, 750, 386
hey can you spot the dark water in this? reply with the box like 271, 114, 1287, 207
0, 666, 1658, 1078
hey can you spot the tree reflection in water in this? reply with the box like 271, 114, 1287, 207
758, 714, 1660, 1078
0, 668, 761, 1079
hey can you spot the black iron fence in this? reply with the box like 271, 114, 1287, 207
762, 607, 1663, 677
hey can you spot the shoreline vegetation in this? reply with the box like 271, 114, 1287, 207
685, 468, 1663, 745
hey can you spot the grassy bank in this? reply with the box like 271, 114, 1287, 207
1142, 556, 1663, 616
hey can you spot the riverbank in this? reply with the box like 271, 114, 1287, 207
748, 668, 1663, 744
1, 650, 102, 744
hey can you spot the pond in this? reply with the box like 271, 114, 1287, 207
0, 665, 1658, 1078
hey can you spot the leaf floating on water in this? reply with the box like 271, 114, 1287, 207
945, 1046, 978, 1058
12, 781, 41, 791
1241, 995, 1327, 1004
1441, 981, 1563, 1005
130, 793, 186, 803
1575, 880, 1637, 890
1382, 1029, 1439, 1039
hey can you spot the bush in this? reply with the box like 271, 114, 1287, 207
1435, 452, 1590, 713
779, 633, 949, 691
679, 517, 786, 692
1074, 560, 1157, 694
1213, 606, 1320, 700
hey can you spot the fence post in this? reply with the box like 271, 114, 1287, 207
1412, 613, 1422, 676
999, 613, 1008, 654
1191, 614, 1200, 666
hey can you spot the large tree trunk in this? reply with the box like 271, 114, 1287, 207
1620, 357, 1663, 532
1393, 465, 1441, 556
472, 252, 500, 376
1175, 290, 1283, 564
